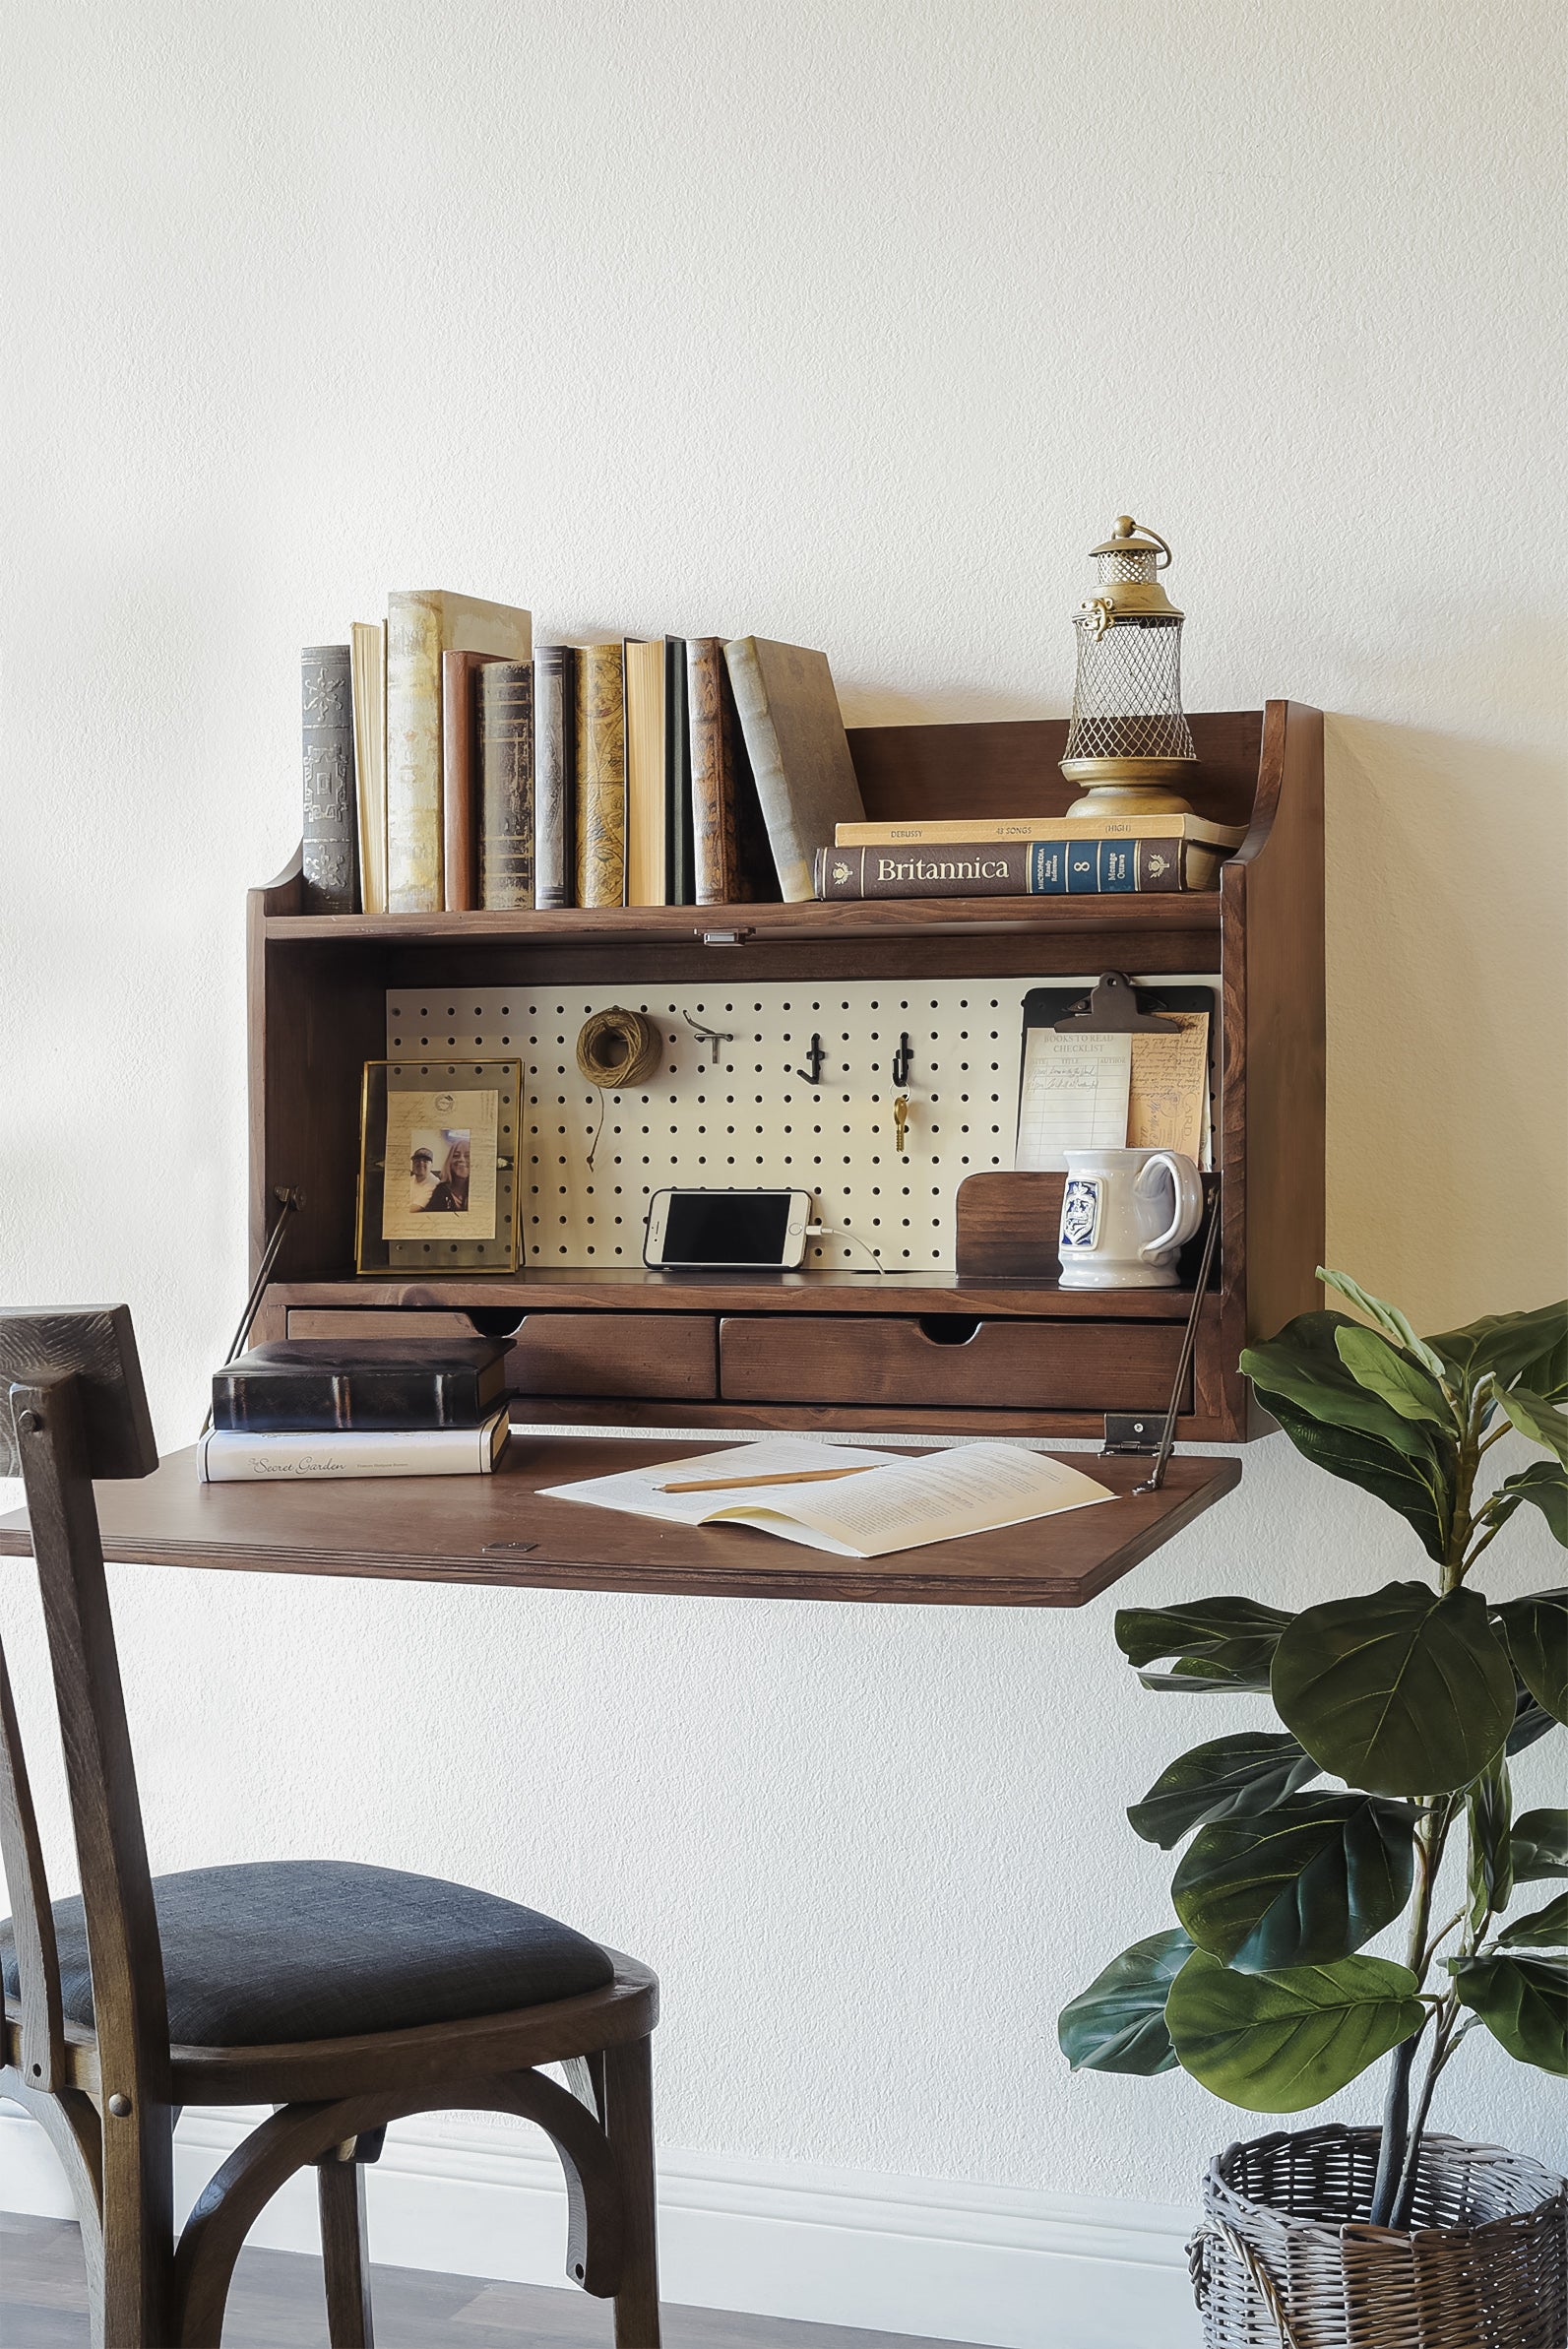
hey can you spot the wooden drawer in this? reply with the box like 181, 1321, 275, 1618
719, 1313, 1186, 1414
285, 1308, 718, 1401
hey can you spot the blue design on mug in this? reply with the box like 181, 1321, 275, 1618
1060, 1176, 1100, 1249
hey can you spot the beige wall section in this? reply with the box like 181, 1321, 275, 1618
1, 0, 1564, 2318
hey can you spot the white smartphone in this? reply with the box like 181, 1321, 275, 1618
643, 1187, 813, 1270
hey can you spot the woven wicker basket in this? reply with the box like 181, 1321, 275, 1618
1189, 2125, 1568, 2349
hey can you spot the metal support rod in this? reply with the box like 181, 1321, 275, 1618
1134, 1193, 1222, 1494
199, 1188, 300, 1433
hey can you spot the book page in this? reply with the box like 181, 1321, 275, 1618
717, 1442, 1114, 1556
543, 1437, 1113, 1558
541, 1437, 907, 1526
1128, 1012, 1210, 1161
1014, 1030, 1132, 1172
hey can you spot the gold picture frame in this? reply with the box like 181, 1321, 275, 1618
356, 1058, 523, 1275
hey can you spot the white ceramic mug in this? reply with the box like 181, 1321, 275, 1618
1056, 1147, 1205, 1288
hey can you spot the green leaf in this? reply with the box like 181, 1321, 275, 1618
1335, 1325, 1453, 1427
1468, 1748, 1513, 1928
1172, 1795, 1416, 1973
1115, 1599, 1293, 1690
1242, 1313, 1445, 1458
1497, 1893, 1568, 1949
1494, 1590, 1568, 1723
1450, 1953, 1568, 2073
1128, 1733, 1320, 1849
1057, 1930, 1193, 2074
1430, 1301, 1568, 1396
1512, 1809, 1568, 1881
1498, 1387, 1568, 1468
1483, 1462, 1568, 1547
1166, 1949, 1423, 2112
1252, 1388, 1449, 1564
1507, 1685, 1559, 1756
1271, 1582, 1517, 1796
1317, 1270, 1449, 1379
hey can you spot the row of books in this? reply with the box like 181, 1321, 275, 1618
198, 1339, 513, 1481
300, 594, 867, 917
813, 810, 1248, 898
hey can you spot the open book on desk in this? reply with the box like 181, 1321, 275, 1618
540, 1436, 1115, 1559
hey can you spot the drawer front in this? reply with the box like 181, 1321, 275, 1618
719, 1314, 1185, 1413
285, 1308, 717, 1400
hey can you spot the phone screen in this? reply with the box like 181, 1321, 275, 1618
657, 1191, 795, 1265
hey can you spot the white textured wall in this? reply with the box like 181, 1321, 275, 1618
3, 0, 1565, 2314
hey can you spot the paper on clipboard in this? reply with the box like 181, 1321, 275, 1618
1014, 1029, 1133, 1172
1128, 1013, 1211, 1163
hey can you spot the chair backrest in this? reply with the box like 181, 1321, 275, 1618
0, 1306, 168, 2111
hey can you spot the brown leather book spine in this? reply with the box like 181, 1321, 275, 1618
478, 662, 535, 909
688, 637, 739, 903
442, 650, 504, 912
301, 645, 358, 914
573, 642, 626, 906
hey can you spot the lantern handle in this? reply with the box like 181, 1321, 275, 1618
1122, 517, 1173, 569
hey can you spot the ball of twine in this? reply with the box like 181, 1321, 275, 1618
575, 1006, 662, 1091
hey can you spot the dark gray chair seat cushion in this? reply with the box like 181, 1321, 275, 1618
1, 1859, 615, 2047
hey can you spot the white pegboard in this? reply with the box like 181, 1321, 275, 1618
386, 977, 1217, 1273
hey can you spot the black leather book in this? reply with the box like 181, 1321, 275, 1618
300, 645, 359, 914
212, 1339, 508, 1431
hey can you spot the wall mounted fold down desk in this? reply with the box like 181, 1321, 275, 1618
0, 1436, 1238, 1609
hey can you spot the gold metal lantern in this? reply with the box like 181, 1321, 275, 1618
1061, 516, 1196, 818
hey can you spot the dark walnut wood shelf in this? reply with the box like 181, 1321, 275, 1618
273, 1268, 1203, 1319
0, 1440, 1242, 1610
264, 892, 1221, 947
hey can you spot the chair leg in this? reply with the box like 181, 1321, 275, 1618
317, 2147, 375, 2348
98, 2097, 174, 2349
602, 2036, 660, 2348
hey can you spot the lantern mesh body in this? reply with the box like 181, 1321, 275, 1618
1064, 540, 1196, 768
1064, 615, 1196, 764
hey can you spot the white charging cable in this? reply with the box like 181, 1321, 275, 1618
805, 1221, 886, 1274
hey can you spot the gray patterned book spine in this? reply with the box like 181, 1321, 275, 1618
533, 645, 575, 910
478, 662, 535, 908
300, 644, 358, 915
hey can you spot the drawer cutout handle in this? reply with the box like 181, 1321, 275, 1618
916, 1314, 983, 1347
464, 1307, 531, 1339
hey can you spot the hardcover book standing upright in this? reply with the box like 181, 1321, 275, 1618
477, 661, 535, 909
442, 649, 507, 912
533, 644, 576, 910
300, 645, 358, 915
724, 638, 864, 901
385, 590, 533, 912
574, 641, 627, 907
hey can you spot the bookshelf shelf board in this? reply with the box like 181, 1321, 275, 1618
262, 894, 1223, 948
271, 1271, 1202, 1320
0, 1442, 1241, 1610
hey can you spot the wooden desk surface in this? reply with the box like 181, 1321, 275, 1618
0, 1437, 1239, 1609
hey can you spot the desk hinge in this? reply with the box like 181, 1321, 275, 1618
1102, 1413, 1162, 1456
696, 925, 755, 945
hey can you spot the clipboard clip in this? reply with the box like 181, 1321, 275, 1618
1053, 971, 1182, 1035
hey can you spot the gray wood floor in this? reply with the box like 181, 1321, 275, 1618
0, 2212, 980, 2348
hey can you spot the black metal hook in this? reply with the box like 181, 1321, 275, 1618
795, 1033, 826, 1086
891, 1033, 912, 1087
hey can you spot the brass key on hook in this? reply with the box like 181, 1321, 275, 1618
893, 1095, 910, 1153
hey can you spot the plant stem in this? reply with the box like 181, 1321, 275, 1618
1392, 2001, 1461, 2229
1368, 2030, 1419, 2228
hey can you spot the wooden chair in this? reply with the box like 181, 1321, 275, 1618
0, 1306, 661, 2348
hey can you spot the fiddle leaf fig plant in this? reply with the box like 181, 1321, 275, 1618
1060, 1271, 1568, 2230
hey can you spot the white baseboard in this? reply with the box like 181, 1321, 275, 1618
0, 2102, 1199, 2348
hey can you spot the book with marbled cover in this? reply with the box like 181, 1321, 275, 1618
300, 644, 358, 914
533, 645, 576, 910
573, 641, 626, 907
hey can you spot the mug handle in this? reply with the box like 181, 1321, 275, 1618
1137, 1152, 1205, 1259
